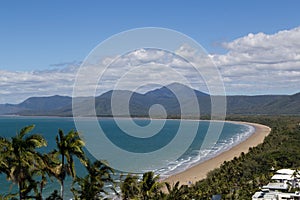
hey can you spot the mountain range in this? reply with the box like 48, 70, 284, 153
0, 83, 299, 117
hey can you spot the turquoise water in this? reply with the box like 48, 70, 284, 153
0, 116, 254, 199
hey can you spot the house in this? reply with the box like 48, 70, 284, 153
252, 169, 300, 200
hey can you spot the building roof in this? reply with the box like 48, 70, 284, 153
252, 191, 300, 200
271, 174, 293, 180
252, 191, 264, 198
263, 182, 289, 190
276, 169, 295, 175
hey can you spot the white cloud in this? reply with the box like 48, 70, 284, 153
0, 67, 77, 104
74, 48, 207, 96
1, 26, 300, 104
216, 27, 300, 68
213, 26, 300, 94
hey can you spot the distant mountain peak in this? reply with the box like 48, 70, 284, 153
0, 83, 299, 116
165, 82, 192, 89
18, 95, 72, 111
165, 82, 208, 97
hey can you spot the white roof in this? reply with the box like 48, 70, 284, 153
271, 174, 293, 180
252, 191, 264, 198
277, 192, 295, 198
276, 169, 295, 175
263, 182, 289, 190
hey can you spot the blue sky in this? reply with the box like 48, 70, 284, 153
1, 0, 299, 71
0, 1, 300, 103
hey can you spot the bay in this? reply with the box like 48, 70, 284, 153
0, 116, 254, 199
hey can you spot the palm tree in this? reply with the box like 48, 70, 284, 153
140, 171, 161, 200
165, 181, 188, 200
0, 145, 9, 175
120, 174, 140, 200
32, 151, 61, 200
0, 125, 47, 199
55, 129, 86, 198
71, 159, 115, 200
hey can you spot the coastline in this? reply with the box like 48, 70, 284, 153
163, 121, 271, 186
1, 116, 271, 186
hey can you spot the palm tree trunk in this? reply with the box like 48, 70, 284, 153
39, 181, 44, 200
19, 181, 22, 200
60, 154, 65, 198
19, 159, 23, 200
60, 180, 64, 199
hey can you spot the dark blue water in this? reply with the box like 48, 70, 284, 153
0, 116, 254, 199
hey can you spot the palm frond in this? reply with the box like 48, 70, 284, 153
19, 125, 35, 138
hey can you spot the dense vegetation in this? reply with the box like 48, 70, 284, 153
184, 116, 300, 199
0, 116, 300, 199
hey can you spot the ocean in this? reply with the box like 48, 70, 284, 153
0, 116, 254, 199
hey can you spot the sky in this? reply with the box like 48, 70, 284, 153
0, 0, 300, 103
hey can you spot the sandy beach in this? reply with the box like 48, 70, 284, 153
163, 121, 271, 186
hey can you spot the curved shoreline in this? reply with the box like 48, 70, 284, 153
163, 121, 271, 186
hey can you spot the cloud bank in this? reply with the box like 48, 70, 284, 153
215, 26, 300, 94
1, 27, 300, 104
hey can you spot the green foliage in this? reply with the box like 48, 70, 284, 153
164, 181, 189, 200
0, 125, 113, 200
120, 172, 163, 200
185, 116, 300, 199
55, 129, 86, 198
118, 116, 300, 200
71, 159, 115, 200
140, 172, 162, 200
1, 116, 300, 200
0, 125, 47, 199
121, 174, 140, 200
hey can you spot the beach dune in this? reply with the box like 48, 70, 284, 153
163, 121, 271, 186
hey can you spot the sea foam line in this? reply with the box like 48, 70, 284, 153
158, 123, 255, 179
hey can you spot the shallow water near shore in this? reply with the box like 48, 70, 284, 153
0, 116, 254, 199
